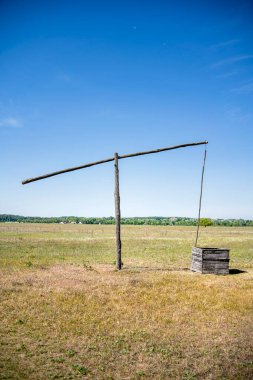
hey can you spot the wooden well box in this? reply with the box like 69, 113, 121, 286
191, 247, 230, 275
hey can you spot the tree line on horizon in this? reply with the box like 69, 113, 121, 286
0, 214, 252, 227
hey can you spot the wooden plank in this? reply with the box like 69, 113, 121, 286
203, 263, 229, 275
203, 262, 229, 269
203, 249, 229, 260
202, 268, 229, 275
203, 253, 229, 260
191, 264, 202, 273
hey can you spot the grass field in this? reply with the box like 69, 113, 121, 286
0, 223, 253, 379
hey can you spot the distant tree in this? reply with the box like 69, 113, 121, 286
1, 214, 253, 226
199, 218, 214, 227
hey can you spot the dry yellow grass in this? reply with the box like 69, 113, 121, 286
0, 223, 253, 379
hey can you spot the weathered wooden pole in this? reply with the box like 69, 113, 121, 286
114, 153, 122, 270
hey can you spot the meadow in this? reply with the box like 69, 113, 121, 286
0, 223, 253, 379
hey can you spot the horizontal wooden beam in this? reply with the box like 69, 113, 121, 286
22, 157, 115, 185
22, 141, 208, 185
119, 141, 208, 160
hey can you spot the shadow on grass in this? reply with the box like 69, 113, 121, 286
229, 268, 247, 275
122, 267, 248, 275
123, 266, 190, 272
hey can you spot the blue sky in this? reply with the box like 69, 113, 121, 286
1, 0, 252, 218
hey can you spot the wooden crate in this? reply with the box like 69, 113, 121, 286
191, 247, 230, 275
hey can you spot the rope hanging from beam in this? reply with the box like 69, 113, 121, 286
195, 145, 207, 247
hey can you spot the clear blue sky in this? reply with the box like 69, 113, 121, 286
1, 0, 252, 219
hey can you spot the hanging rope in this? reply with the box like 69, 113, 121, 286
195, 145, 207, 247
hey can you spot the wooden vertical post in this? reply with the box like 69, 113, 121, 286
114, 153, 122, 270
